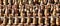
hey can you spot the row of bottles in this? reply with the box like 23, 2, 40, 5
0, 0, 60, 26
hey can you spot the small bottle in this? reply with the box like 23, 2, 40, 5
6, 14, 13, 26
0, 15, 7, 26
56, 13, 60, 26
5, 6, 9, 17
18, 8, 25, 26
12, 14, 18, 26
55, 5, 59, 12
28, 0, 32, 4
19, 0, 23, 14
47, 0, 51, 8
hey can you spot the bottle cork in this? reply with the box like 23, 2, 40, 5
8, 0, 12, 9
40, 1, 44, 10
8, 0, 12, 5
54, 0, 58, 4
19, 0, 22, 5
40, 0, 44, 5
55, 4, 59, 12
33, 0, 37, 3
51, 5, 56, 26
3, 0, 7, 5
35, 4, 39, 11
38, 0, 41, 3
29, 4, 33, 13
22, 0, 27, 4
47, 0, 51, 8
19, 1, 22, 13
43, 0, 47, 4
28, 0, 32, 4
51, 4, 54, 12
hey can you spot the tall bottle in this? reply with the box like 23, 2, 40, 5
51, 5, 56, 26
38, 7, 43, 26
50, 4, 54, 26
26, 10, 31, 26
30, 9, 37, 26
56, 5, 60, 26
44, 5, 49, 26
5, 6, 9, 17
8, 0, 12, 15
12, 0, 19, 15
